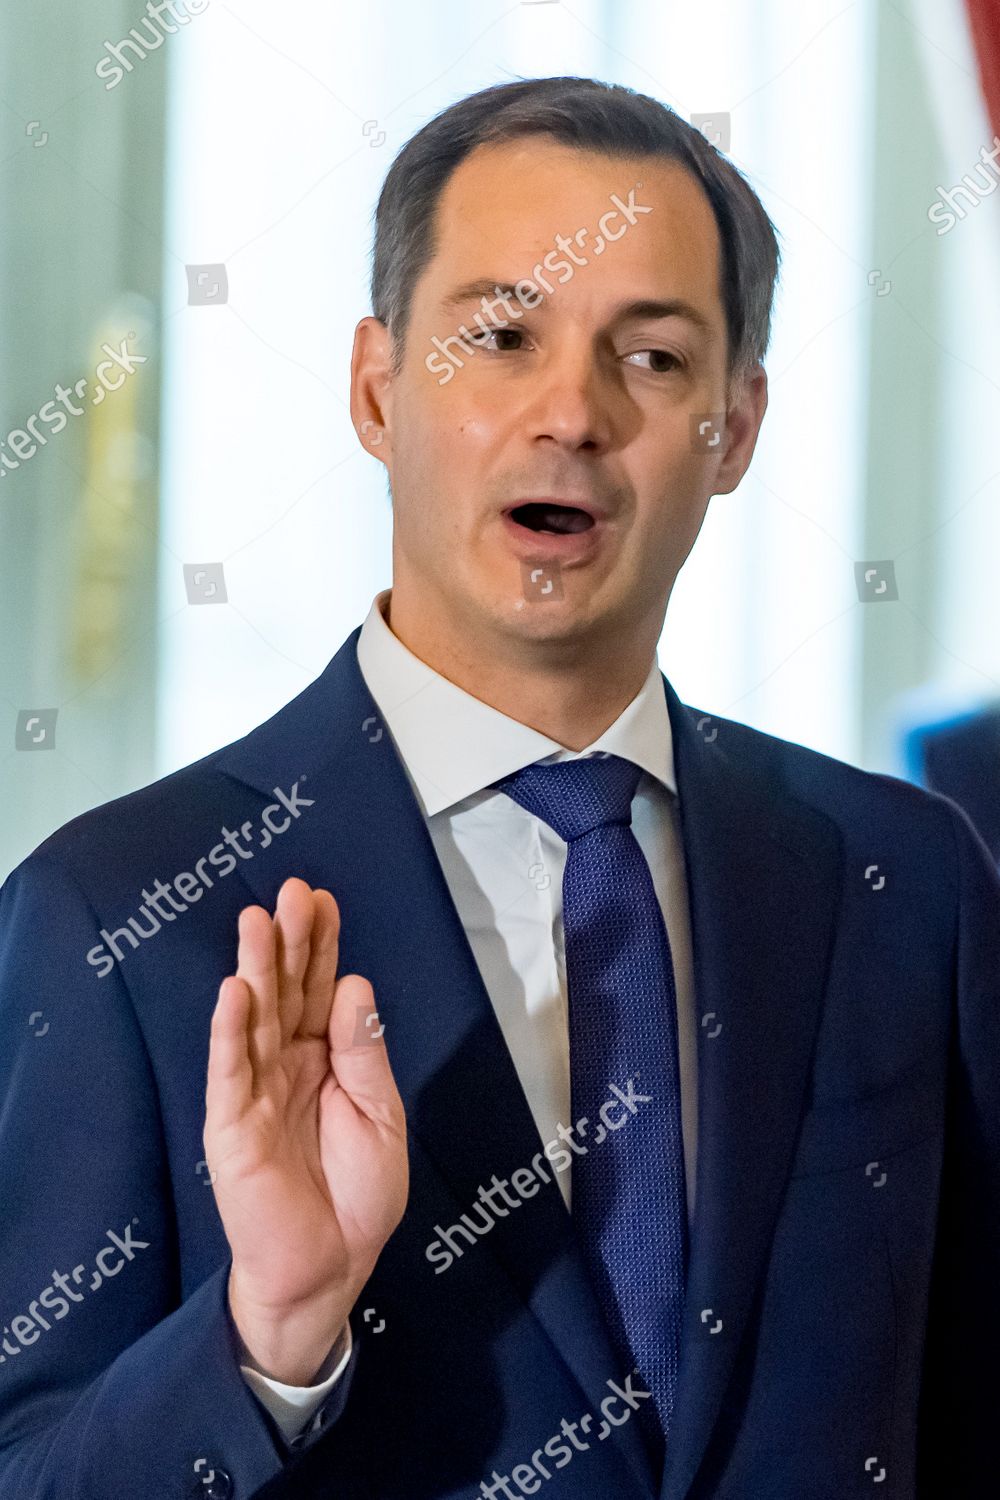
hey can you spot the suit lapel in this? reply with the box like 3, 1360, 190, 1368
657, 678, 842, 1499
215, 629, 842, 1500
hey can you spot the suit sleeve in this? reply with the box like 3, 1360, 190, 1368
917, 799, 1000, 1492
241, 1318, 355, 1444
0, 850, 345, 1497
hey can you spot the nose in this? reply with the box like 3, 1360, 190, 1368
523, 337, 616, 453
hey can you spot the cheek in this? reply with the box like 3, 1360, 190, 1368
430, 376, 503, 437
403, 391, 498, 470
628, 431, 705, 507
632, 455, 712, 546
451, 408, 498, 447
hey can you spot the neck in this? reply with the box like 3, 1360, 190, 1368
381, 587, 659, 752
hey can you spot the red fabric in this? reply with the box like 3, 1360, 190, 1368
965, 0, 1000, 138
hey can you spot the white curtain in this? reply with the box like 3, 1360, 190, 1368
902, 0, 1000, 728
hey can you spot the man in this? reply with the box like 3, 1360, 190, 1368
0, 75, 997, 1500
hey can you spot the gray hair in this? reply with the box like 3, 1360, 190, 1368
370, 76, 782, 397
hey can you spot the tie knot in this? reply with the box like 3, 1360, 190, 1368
490, 752, 643, 842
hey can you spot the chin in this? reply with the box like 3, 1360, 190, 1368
501, 595, 602, 640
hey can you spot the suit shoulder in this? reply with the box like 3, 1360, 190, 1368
684, 702, 963, 837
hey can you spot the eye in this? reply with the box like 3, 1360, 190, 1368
461, 325, 529, 353
623, 349, 684, 374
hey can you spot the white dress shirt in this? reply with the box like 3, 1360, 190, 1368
240, 586, 698, 1443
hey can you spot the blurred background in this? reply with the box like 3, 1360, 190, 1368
2, 0, 999, 881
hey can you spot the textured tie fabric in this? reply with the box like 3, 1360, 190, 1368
490, 752, 689, 1480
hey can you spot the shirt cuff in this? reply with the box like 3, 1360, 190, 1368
239, 1318, 353, 1445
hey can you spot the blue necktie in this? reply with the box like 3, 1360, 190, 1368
490, 752, 688, 1476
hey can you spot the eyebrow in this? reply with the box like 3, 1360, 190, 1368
440, 280, 716, 337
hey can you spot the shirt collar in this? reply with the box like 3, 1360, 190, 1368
355, 588, 677, 818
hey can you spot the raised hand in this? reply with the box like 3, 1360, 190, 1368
204, 876, 408, 1383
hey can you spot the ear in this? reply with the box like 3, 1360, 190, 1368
712, 362, 768, 496
350, 316, 395, 467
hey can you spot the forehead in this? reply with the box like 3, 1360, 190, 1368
423, 136, 723, 310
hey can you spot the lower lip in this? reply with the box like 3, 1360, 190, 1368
500, 510, 606, 563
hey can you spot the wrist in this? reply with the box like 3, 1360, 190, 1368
228, 1269, 356, 1386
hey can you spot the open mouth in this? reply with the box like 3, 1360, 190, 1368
505, 502, 595, 535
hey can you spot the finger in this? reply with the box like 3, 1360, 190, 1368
205, 975, 253, 1132
300, 888, 340, 1039
272, 877, 314, 1046
236, 904, 281, 1078
326, 972, 402, 1124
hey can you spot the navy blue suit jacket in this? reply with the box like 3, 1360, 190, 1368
1, 624, 998, 1499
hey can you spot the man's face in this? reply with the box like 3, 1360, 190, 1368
352, 137, 766, 662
